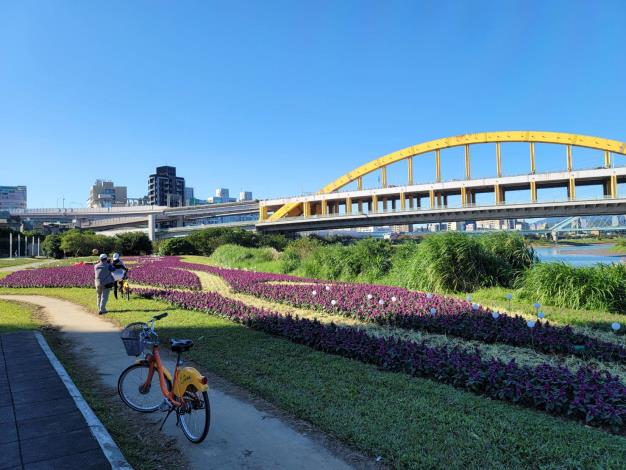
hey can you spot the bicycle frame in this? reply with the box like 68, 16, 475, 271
139, 344, 208, 407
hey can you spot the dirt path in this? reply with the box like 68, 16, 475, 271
0, 294, 367, 470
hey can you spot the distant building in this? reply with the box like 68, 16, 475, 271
148, 166, 185, 207
207, 187, 237, 204
391, 224, 412, 233
0, 186, 27, 210
87, 180, 128, 208
184, 187, 195, 206
239, 191, 253, 201
475, 219, 517, 231
215, 188, 230, 199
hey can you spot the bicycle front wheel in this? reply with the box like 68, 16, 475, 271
118, 363, 170, 412
179, 390, 210, 443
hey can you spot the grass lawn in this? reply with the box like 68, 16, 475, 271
0, 258, 42, 268
2, 286, 626, 468
0, 299, 39, 333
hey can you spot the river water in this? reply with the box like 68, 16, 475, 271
534, 243, 626, 266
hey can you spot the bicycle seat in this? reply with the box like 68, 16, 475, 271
170, 338, 193, 353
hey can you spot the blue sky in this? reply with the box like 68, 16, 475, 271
2, 0, 626, 207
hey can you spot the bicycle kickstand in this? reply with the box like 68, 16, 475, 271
159, 407, 174, 431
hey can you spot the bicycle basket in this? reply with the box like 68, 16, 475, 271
121, 322, 147, 356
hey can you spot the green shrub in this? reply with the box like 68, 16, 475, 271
187, 228, 257, 256
209, 244, 278, 269
278, 237, 320, 273
519, 262, 626, 313
158, 238, 197, 256
114, 232, 152, 255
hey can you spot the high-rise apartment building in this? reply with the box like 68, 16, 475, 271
87, 180, 128, 208
148, 166, 186, 207
0, 186, 27, 210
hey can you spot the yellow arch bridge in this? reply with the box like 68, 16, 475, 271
257, 131, 626, 232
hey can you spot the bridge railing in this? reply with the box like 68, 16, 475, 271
260, 195, 626, 223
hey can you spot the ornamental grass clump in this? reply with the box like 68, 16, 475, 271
135, 287, 626, 433
519, 262, 626, 313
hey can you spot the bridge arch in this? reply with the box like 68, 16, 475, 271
265, 131, 626, 221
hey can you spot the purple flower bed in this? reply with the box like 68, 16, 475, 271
135, 287, 626, 432
176, 260, 626, 366
0, 264, 94, 288
0, 256, 201, 290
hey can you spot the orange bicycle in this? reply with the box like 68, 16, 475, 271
118, 313, 210, 443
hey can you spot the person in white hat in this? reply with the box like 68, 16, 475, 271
94, 253, 115, 314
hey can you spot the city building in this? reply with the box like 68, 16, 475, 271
391, 224, 412, 233
184, 187, 195, 206
148, 166, 186, 207
475, 219, 517, 231
0, 186, 27, 210
207, 187, 236, 204
215, 188, 230, 199
239, 191, 253, 201
87, 180, 128, 208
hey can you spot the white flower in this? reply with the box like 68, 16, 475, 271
430, 307, 437, 316
312, 290, 317, 296
527, 320, 536, 328
612, 322, 621, 331
325, 285, 331, 291
379, 299, 385, 305
537, 311, 545, 319
492, 311, 500, 319
426, 293, 433, 299
391, 296, 397, 302
367, 294, 373, 300
331, 300, 337, 306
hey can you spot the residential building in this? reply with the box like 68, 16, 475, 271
148, 166, 186, 207
0, 186, 27, 210
239, 191, 253, 201
87, 180, 128, 208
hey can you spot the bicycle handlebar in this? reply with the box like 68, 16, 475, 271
153, 312, 168, 321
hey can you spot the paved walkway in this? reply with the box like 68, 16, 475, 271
0, 295, 367, 470
0, 331, 112, 469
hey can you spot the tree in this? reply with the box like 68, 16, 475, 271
158, 237, 197, 256
115, 232, 153, 255
41, 234, 63, 259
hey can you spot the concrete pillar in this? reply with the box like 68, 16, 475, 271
345, 198, 352, 215
530, 181, 537, 203
148, 213, 156, 241
568, 177, 576, 201
372, 195, 378, 212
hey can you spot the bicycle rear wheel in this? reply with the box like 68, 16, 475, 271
179, 390, 210, 443
118, 363, 171, 412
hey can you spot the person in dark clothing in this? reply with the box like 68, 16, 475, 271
111, 253, 129, 299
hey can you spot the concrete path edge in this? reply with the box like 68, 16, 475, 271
34, 331, 133, 470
